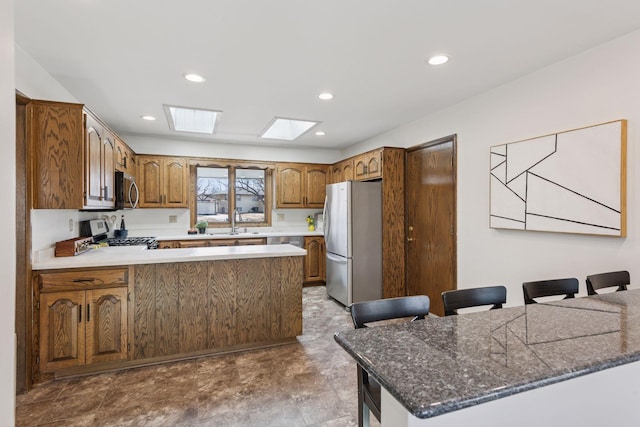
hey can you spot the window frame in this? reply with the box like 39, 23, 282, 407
189, 158, 273, 228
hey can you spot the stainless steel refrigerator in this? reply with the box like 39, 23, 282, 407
324, 181, 382, 306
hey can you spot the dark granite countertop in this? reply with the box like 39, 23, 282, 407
334, 289, 640, 419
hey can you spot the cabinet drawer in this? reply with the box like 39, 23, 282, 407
39, 268, 128, 292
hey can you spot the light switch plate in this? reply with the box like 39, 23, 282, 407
169, 215, 178, 223
277, 214, 285, 222
68, 219, 73, 231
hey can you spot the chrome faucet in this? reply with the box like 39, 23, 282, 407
231, 208, 240, 234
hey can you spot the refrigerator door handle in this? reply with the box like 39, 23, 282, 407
326, 252, 348, 264
323, 194, 330, 240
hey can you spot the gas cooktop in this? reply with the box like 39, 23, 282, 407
106, 237, 158, 249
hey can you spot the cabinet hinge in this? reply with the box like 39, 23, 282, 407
35, 355, 40, 364
127, 343, 131, 352
127, 292, 131, 302
36, 301, 40, 310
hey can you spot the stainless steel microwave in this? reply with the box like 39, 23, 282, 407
115, 171, 139, 209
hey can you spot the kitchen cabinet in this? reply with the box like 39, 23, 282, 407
157, 237, 267, 248
275, 163, 328, 208
354, 148, 382, 181
138, 155, 189, 208
30, 100, 118, 209
115, 138, 136, 177
36, 268, 128, 374
84, 114, 116, 208
329, 159, 354, 184
304, 236, 325, 284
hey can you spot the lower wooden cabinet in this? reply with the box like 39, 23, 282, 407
158, 237, 267, 248
37, 268, 128, 374
304, 236, 325, 284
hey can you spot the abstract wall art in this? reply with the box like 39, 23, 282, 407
490, 120, 627, 237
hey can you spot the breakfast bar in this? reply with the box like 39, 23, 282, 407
334, 290, 640, 426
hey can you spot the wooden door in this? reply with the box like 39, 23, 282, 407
305, 165, 327, 207
164, 158, 188, 207
405, 136, 457, 316
139, 156, 163, 207
85, 288, 128, 364
276, 164, 305, 207
84, 115, 103, 207
40, 291, 85, 372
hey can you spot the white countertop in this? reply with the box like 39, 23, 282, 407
33, 244, 307, 271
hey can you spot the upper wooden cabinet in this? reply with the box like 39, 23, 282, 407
115, 138, 136, 177
84, 114, 116, 209
275, 163, 328, 208
354, 148, 383, 181
329, 159, 354, 184
138, 155, 189, 208
29, 100, 119, 209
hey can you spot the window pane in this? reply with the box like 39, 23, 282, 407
196, 167, 229, 223
235, 169, 265, 223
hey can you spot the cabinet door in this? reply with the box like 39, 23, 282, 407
158, 241, 178, 249
304, 236, 325, 283
330, 164, 343, 184
164, 158, 188, 207
102, 131, 116, 207
85, 115, 104, 207
31, 102, 85, 209
276, 164, 305, 208
40, 291, 86, 372
365, 150, 382, 179
305, 166, 328, 207
343, 160, 354, 181
115, 139, 128, 173
85, 288, 128, 364
354, 156, 367, 180
138, 156, 163, 207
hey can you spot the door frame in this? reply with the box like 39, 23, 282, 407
15, 91, 31, 393
404, 134, 458, 302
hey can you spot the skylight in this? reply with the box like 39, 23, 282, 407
260, 117, 319, 141
163, 105, 220, 134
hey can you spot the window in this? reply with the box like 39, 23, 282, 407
195, 165, 269, 226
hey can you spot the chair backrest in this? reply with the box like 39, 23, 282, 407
522, 278, 579, 304
351, 295, 430, 329
586, 270, 630, 295
441, 286, 507, 316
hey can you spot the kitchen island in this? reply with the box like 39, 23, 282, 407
32, 244, 306, 383
334, 290, 640, 426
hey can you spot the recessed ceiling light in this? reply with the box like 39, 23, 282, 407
260, 117, 319, 141
315, 131, 326, 136
318, 92, 334, 100
184, 73, 206, 83
163, 105, 220, 134
427, 55, 450, 65
141, 115, 156, 121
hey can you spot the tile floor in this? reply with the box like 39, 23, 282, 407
16, 286, 381, 426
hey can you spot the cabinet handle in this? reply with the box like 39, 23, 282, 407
87, 304, 90, 322
73, 278, 95, 283
104, 186, 108, 200
78, 304, 82, 322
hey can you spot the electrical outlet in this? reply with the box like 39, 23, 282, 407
277, 214, 285, 222
68, 219, 74, 231
169, 215, 178, 223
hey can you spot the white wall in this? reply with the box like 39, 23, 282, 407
15, 45, 78, 103
1, 0, 16, 422
349, 29, 640, 307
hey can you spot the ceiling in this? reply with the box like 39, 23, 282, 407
15, 1, 640, 149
